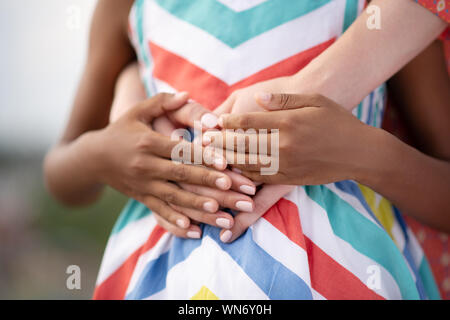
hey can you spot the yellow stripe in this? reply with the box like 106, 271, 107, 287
358, 184, 396, 241
191, 286, 219, 300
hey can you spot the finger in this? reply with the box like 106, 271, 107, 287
235, 170, 278, 184
204, 130, 273, 155
141, 194, 191, 230
224, 169, 256, 195
213, 94, 235, 116
255, 92, 324, 111
179, 183, 254, 212
219, 184, 294, 243
222, 149, 274, 172
153, 213, 202, 239
168, 101, 220, 129
169, 204, 234, 229
147, 181, 219, 213
135, 92, 189, 122
152, 115, 177, 136
151, 158, 232, 190
218, 112, 281, 130
142, 134, 227, 170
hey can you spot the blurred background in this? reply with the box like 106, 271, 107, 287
0, 0, 127, 299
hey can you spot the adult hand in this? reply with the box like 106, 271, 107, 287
212, 92, 370, 186
88, 92, 235, 238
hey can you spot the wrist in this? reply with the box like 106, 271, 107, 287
353, 127, 399, 189
76, 129, 107, 185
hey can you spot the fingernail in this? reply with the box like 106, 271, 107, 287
201, 113, 219, 128
214, 157, 225, 169
187, 231, 201, 239
240, 185, 256, 195
202, 134, 211, 145
232, 167, 242, 174
220, 230, 233, 243
175, 91, 189, 99
215, 177, 229, 190
176, 219, 188, 229
203, 201, 216, 213
236, 201, 253, 212
216, 218, 231, 229
255, 92, 272, 104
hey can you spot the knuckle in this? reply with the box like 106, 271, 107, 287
129, 155, 147, 175
161, 191, 176, 204
238, 115, 251, 128
201, 171, 214, 186
136, 133, 155, 151
279, 94, 291, 109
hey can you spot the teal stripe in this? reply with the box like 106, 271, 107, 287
356, 102, 363, 121
155, 0, 331, 48
111, 199, 151, 235
135, 0, 153, 96
343, 0, 359, 32
419, 258, 441, 300
304, 185, 420, 299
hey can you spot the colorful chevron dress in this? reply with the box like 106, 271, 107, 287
93, 0, 440, 300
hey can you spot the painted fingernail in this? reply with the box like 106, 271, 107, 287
215, 177, 229, 190
202, 134, 211, 145
232, 167, 242, 174
175, 91, 189, 99
236, 201, 253, 212
240, 185, 256, 195
220, 230, 233, 243
201, 113, 219, 128
176, 219, 188, 229
187, 231, 201, 239
216, 218, 231, 229
214, 157, 225, 168
255, 92, 272, 104
203, 201, 216, 213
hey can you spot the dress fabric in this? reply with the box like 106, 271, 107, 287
93, 0, 440, 300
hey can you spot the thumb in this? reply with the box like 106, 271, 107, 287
255, 92, 321, 111
136, 92, 189, 121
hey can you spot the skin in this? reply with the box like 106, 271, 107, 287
43, 0, 255, 238
44, 0, 447, 241
205, 0, 447, 242
216, 89, 450, 233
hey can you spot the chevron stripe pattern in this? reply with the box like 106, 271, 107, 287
93, 0, 440, 300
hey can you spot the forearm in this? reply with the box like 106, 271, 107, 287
292, 0, 446, 110
44, 131, 104, 206
356, 126, 450, 232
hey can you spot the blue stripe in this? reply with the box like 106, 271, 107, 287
126, 225, 313, 299
392, 207, 438, 300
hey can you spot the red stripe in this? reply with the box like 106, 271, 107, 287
149, 38, 335, 109
263, 198, 384, 300
93, 225, 167, 300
